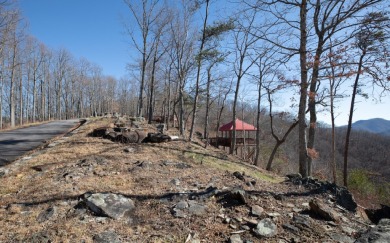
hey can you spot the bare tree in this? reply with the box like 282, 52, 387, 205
124, 0, 164, 117
230, 8, 259, 154
343, 11, 390, 187
167, 1, 196, 136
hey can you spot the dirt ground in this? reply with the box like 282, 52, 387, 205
0, 118, 377, 242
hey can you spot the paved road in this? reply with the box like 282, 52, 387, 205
0, 119, 80, 166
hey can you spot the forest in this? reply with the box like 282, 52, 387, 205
1, 0, 389, 193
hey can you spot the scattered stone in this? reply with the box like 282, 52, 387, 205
282, 223, 300, 234
84, 193, 135, 219
243, 217, 258, 226
328, 233, 354, 243
251, 205, 264, 217
293, 208, 301, 213
229, 234, 243, 243
230, 224, 237, 229
0, 168, 9, 178
218, 188, 246, 207
356, 218, 390, 243
185, 232, 200, 243
240, 225, 251, 231
171, 178, 181, 186
309, 198, 340, 222
233, 216, 243, 223
267, 212, 281, 218
253, 218, 278, 238
37, 206, 57, 223
93, 231, 121, 243
293, 214, 311, 228
124, 147, 135, 153
223, 217, 231, 224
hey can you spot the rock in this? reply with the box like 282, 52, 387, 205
84, 193, 135, 219
37, 206, 57, 223
309, 198, 340, 222
240, 225, 250, 231
251, 205, 264, 217
175, 201, 189, 210
356, 218, 390, 243
365, 204, 390, 224
0, 168, 9, 178
282, 223, 299, 234
229, 234, 243, 243
335, 186, 357, 212
228, 188, 246, 204
267, 212, 281, 218
243, 217, 258, 226
293, 214, 311, 228
93, 231, 121, 243
233, 171, 245, 181
185, 232, 200, 243
171, 178, 181, 186
286, 173, 302, 185
328, 233, 354, 243
218, 188, 247, 208
253, 218, 277, 238
123, 147, 135, 153
172, 208, 187, 218
188, 201, 206, 215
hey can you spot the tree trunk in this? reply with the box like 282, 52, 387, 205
343, 51, 365, 187
189, 0, 209, 141
255, 77, 262, 166
203, 67, 212, 148
298, 0, 309, 177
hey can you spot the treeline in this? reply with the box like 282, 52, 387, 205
0, 2, 135, 129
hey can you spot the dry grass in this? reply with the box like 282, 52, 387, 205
0, 117, 286, 242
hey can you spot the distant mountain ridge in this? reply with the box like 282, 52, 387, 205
349, 118, 390, 136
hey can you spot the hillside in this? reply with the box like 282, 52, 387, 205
0, 117, 388, 242
346, 118, 390, 136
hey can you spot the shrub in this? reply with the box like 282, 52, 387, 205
348, 169, 376, 196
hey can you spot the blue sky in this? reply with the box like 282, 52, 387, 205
17, 0, 390, 126
18, 0, 131, 79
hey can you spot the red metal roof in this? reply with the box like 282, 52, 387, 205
219, 118, 257, 131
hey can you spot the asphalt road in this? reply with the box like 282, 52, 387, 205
0, 119, 80, 166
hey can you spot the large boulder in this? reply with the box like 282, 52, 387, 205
84, 193, 135, 219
